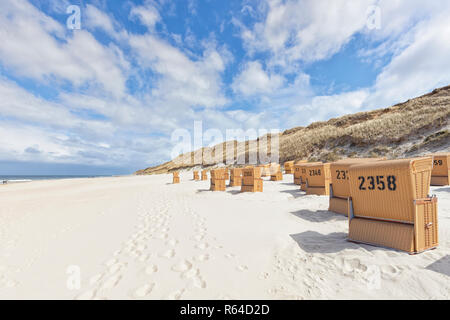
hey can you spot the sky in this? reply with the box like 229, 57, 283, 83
1, 0, 450, 175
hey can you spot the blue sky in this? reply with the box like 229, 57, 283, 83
1, 0, 450, 175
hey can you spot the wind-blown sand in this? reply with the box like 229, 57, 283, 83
0, 173, 449, 300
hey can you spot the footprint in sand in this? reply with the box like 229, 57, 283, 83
182, 266, 199, 277
182, 269, 207, 289
135, 244, 147, 251
101, 274, 122, 289
343, 258, 368, 273
381, 265, 398, 274
138, 253, 151, 262
133, 282, 155, 298
89, 274, 103, 285
166, 239, 179, 246
193, 234, 204, 242
167, 289, 185, 300
145, 264, 158, 275
155, 233, 169, 240
191, 277, 207, 289
385, 251, 401, 258
76, 289, 97, 300
381, 265, 401, 280
196, 243, 209, 250
334, 256, 367, 275
105, 258, 118, 267
171, 260, 192, 272
237, 265, 249, 272
194, 254, 210, 262
108, 262, 126, 274
2, 279, 18, 288
159, 249, 176, 258
129, 251, 140, 259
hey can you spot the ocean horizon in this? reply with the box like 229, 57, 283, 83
0, 175, 121, 183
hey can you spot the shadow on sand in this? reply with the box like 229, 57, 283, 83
197, 189, 238, 194
289, 231, 357, 253
289, 231, 390, 254
196, 189, 213, 193
226, 190, 241, 195
432, 186, 450, 193
426, 255, 450, 277
290, 209, 347, 223
280, 189, 306, 199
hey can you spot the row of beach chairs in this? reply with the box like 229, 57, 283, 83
174, 164, 283, 193
170, 153, 449, 254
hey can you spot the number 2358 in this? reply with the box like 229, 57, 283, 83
358, 175, 397, 191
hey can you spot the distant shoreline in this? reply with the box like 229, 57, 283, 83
0, 175, 128, 184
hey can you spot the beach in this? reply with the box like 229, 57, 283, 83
0, 173, 449, 300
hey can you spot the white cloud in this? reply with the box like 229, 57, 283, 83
362, 0, 450, 40
289, 90, 369, 126
0, 77, 73, 126
366, 7, 450, 107
129, 2, 161, 30
85, 4, 117, 35
0, 122, 72, 162
230, 0, 450, 132
0, 1, 238, 169
129, 33, 229, 109
238, 0, 375, 67
0, 0, 128, 97
232, 61, 284, 96
1, 0, 450, 171
0, 77, 117, 136
279, 2, 450, 127
0, 75, 173, 168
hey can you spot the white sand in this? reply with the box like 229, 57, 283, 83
0, 173, 449, 300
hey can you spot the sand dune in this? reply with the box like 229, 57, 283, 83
0, 173, 449, 299
137, 85, 450, 176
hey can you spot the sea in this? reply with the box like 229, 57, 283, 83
0, 175, 115, 184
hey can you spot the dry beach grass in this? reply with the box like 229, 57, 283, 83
137, 85, 450, 175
